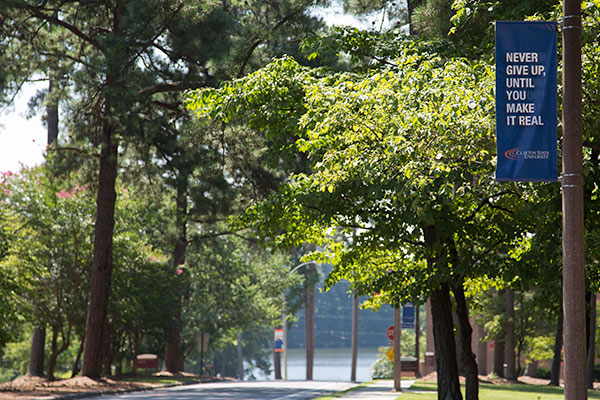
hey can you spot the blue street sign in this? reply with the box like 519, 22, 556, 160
495, 21, 558, 182
402, 303, 415, 329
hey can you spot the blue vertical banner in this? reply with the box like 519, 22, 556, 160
402, 303, 415, 329
495, 21, 558, 182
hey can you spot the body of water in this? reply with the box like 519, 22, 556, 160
264, 347, 381, 382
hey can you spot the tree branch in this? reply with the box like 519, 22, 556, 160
237, 3, 308, 78
46, 145, 101, 158
24, 3, 104, 51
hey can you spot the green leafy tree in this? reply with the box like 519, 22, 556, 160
0, 166, 93, 380
187, 46, 530, 398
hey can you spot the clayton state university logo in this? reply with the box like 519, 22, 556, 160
505, 148, 550, 160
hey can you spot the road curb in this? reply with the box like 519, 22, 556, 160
49, 378, 217, 400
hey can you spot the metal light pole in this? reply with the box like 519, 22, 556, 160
281, 261, 318, 380
561, 0, 586, 399
393, 306, 402, 392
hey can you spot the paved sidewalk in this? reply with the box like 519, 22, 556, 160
335, 380, 416, 399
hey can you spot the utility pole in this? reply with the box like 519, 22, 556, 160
393, 307, 402, 392
351, 290, 358, 382
561, 0, 586, 398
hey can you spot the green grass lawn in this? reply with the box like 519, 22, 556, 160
312, 381, 374, 400
401, 381, 600, 400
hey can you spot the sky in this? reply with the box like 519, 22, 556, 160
0, 83, 47, 173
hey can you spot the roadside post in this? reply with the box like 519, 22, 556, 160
561, 0, 586, 398
393, 307, 401, 392
494, 14, 586, 399
196, 332, 209, 376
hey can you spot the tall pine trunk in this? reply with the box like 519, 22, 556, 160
27, 327, 46, 377
81, 110, 118, 378
28, 76, 60, 378
164, 178, 188, 373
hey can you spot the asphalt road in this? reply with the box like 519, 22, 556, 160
82, 380, 359, 400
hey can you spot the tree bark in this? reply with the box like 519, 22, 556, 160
525, 360, 538, 378
415, 304, 421, 378
81, 115, 118, 378
28, 75, 59, 379
237, 332, 244, 380
47, 77, 59, 145
431, 284, 462, 400
452, 279, 479, 400
550, 306, 563, 386
505, 289, 516, 381
424, 225, 462, 400
71, 336, 84, 377
477, 324, 487, 375
493, 291, 505, 378
164, 178, 188, 373
27, 327, 46, 377
47, 323, 71, 381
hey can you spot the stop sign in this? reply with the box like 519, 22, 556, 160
386, 325, 394, 340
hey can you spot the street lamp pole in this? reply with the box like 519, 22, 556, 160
281, 261, 318, 381
561, 0, 586, 399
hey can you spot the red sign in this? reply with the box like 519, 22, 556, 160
135, 354, 158, 370
386, 325, 394, 340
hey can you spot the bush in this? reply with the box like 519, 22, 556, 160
371, 346, 393, 379
536, 367, 551, 379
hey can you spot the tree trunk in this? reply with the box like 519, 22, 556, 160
452, 278, 479, 400
164, 178, 188, 373
550, 306, 563, 386
477, 324, 487, 376
525, 360, 538, 378
237, 332, 244, 380
587, 293, 596, 389
431, 284, 462, 400
351, 290, 358, 382
415, 304, 421, 378
505, 289, 516, 381
47, 323, 71, 381
81, 105, 118, 378
47, 77, 59, 145
28, 75, 59, 379
305, 283, 315, 380
71, 336, 84, 377
27, 327, 46, 377
163, 308, 183, 372
493, 339, 505, 377
493, 291, 505, 378
424, 225, 462, 400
